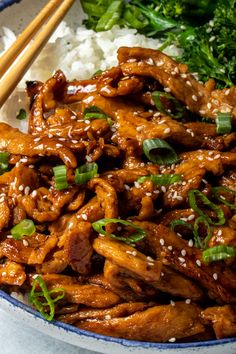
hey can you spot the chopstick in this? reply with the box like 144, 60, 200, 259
0, 0, 75, 109
0, 0, 64, 79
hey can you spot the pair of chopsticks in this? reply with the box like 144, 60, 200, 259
0, 0, 75, 108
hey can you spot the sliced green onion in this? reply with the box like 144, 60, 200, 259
16, 108, 26, 120
142, 139, 179, 165
29, 275, 65, 321
188, 189, 225, 226
83, 106, 113, 126
216, 113, 232, 134
137, 174, 182, 185
92, 69, 103, 77
202, 245, 236, 263
170, 219, 193, 233
11, 219, 36, 240
212, 186, 236, 211
193, 216, 211, 249
152, 91, 185, 119
53, 165, 68, 190
75, 162, 98, 185
0, 152, 9, 175
92, 218, 146, 245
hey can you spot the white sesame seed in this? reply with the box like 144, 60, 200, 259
136, 126, 142, 132
164, 87, 171, 93
1, 272, 7, 277
181, 73, 187, 79
84, 120, 90, 124
134, 181, 141, 189
188, 239, 194, 247
86, 155, 92, 162
192, 95, 198, 102
176, 195, 183, 201
32, 274, 39, 279
160, 238, 165, 246
214, 154, 221, 159
170, 300, 175, 306
213, 273, 218, 280
161, 186, 166, 193
22, 239, 29, 247
104, 315, 111, 320
178, 257, 185, 263
181, 249, 187, 257
164, 127, 171, 134
124, 184, 130, 190
24, 186, 30, 195
37, 144, 44, 150
225, 89, 230, 95
186, 80, 192, 86
18, 185, 24, 191
146, 192, 152, 197
188, 214, 195, 221
168, 338, 176, 343
185, 299, 191, 304
156, 60, 164, 67
207, 103, 212, 109
196, 260, 201, 267
147, 256, 154, 262
168, 246, 173, 251
81, 214, 88, 220
217, 229, 222, 236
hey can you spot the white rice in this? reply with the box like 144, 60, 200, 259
0, 21, 181, 131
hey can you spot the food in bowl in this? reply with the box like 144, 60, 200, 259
0, 45, 236, 344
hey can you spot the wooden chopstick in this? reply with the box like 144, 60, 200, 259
0, 0, 63, 79
0, 0, 75, 109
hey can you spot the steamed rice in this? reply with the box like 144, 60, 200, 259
0, 20, 181, 131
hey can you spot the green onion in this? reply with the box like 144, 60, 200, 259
11, 219, 36, 240
29, 276, 65, 321
142, 139, 179, 165
92, 218, 146, 245
193, 216, 211, 249
83, 106, 113, 125
188, 189, 225, 226
16, 108, 26, 120
216, 113, 232, 134
53, 165, 68, 190
0, 152, 9, 175
96, 1, 124, 31
75, 162, 98, 185
170, 219, 193, 233
92, 69, 103, 77
212, 186, 236, 211
152, 91, 185, 119
202, 245, 236, 263
137, 174, 182, 185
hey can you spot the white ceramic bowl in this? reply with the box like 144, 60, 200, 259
0, 1, 236, 353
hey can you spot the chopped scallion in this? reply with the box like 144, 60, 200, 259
170, 219, 193, 233
142, 139, 179, 165
152, 91, 185, 119
11, 219, 36, 240
53, 165, 68, 190
16, 108, 27, 120
202, 245, 236, 263
75, 162, 98, 185
0, 152, 9, 175
212, 186, 236, 211
137, 174, 182, 185
92, 218, 146, 244
193, 216, 211, 249
188, 189, 225, 226
29, 276, 65, 321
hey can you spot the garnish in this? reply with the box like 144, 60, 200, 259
53, 165, 68, 190
0, 152, 9, 175
83, 106, 113, 126
92, 218, 146, 244
75, 162, 98, 185
170, 219, 193, 233
152, 91, 185, 119
188, 189, 225, 226
202, 245, 236, 263
142, 138, 179, 165
193, 216, 211, 249
137, 174, 182, 185
29, 275, 65, 321
216, 113, 232, 134
11, 219, 36, 240
16, 108, 27, 120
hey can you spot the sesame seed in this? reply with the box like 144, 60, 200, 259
134, 181, 141, 189
185, 299, 191, 304
168, 338, 176, 343
186, 80, 192, 86
146, 192, 152, 196
207, 103, 212, 109
164, 127, 171, 134
176, 195, 183, 201
217, 229, 222, 236
160, 238, 165, 246
156, 60, 164, 67
188, 239, 194, 247
48, 133, 53, 138
181, 249, 187, 257
148, 262, 154, 267
136, 126, 142, 132
22, 239, 29, 247
32, 274, 39, 279
164, 87, 171, 93
86, 155, 92, 162
81, 214, 88, 220
196, 260, 201, 267
214, 154, 221, 159
188, 214, 195, 221
24, 186, 30, 195
170, 300, 175, 306
192, 95, 198, 102
124, 184, 130, 190
181, 73, 187, 79
225, 89, 230, 95
104, 315, 111, 320
213, 273, 218, 280
1, 272, 7, 277
161, 186, 166, 193
168, 246, 173, 251
84, 120, 90, 124
18, 185, 24, 191
178, 257, 185, 263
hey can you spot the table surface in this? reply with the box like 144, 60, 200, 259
0, 309, 98, 354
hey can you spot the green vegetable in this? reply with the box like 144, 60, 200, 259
216, 113, 232, 134
202, 245, 236, 263
29, 276, 65, 321
170, 219, 193, 233
96, 1, 124, 31
188, 189, 225, 226
75, 162, 98, 185
0, 152, 9, 175
212, 186, 236, 211
92, 218, 146, 244
84, 106, 108, 120
16, 108, 26, 120
142, 138, 179, 165
193, 216, 211, 249
11, 219, 36, 240
137, 174, 182, 185
53, 165, 68, 191
152, 91, 185, 119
